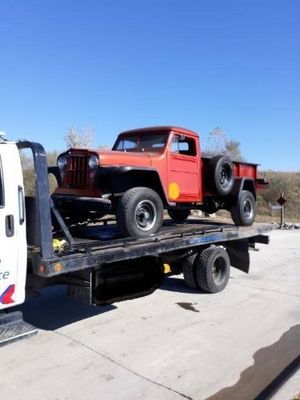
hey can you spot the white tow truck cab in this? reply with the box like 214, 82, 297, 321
0, 139, 27, 310
0, 137, 271, 346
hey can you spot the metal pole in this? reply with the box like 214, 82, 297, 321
280, 205, 284, 228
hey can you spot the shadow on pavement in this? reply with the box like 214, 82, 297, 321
206, 324, 300, 400
19, 285, 117, 331
160, 276, 206, 294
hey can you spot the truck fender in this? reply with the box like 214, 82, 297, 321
95, 166, 170, 206
230, 177, 256, 199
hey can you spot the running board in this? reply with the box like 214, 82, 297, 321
0, 311, 37, 347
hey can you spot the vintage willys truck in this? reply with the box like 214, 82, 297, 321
53, 126, 266, 238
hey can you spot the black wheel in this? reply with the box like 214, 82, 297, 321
182, 253, 199, 289
209, 155, 234, 196
116, 187, 163, 238
231, 190, 256, 226
168, 209, 190, 224
196, 246, 230, 293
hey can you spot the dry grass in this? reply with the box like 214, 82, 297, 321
257, 171, 300, 221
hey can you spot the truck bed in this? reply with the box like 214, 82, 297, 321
33, 219, 272, 277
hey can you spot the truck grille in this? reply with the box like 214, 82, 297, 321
66, 155, 89, 187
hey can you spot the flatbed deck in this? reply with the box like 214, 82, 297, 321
35, 219, 272, 277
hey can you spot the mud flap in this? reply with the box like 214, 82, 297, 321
223, 239, 250, 273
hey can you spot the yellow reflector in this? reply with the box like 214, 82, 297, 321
168, 182, 180, 200
163, 263, 171, 274
54, 263, 63, 273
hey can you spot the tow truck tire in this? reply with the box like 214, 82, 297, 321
209, 155, 234, 196
231, 190, 256, 226
196, 246, 230, 293
116, 187, 164, 238
168, 209, 190, 224
182, 253, 199, 289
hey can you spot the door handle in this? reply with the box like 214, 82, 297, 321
5, 215, 14, 237
18, 186, 25, 225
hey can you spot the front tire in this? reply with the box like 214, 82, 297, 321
231, 190, 256, 226
116, 187, 163, 238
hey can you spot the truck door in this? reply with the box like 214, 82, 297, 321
0, 142, 27, 310
167, 134, 201, 202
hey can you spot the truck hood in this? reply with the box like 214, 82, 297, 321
98, 150, 161, 168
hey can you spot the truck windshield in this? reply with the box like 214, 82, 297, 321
113, 133, 168, 152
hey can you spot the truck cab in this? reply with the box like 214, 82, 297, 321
112, 127, 202, 202
0, 139, 27, 309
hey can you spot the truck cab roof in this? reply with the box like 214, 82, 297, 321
118, 126, 199, 138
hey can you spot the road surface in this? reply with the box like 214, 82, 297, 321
0, 229, 299, 400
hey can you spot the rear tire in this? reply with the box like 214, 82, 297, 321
168, 209, 190, 224
116, 187, 163, 238
231, 190, 256, 226
196, 246, 230, 293
182, 253, 199, 289
209, 155, 234, 196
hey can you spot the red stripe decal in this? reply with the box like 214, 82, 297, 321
0, 285, 15, 304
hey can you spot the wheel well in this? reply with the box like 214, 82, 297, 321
242, 179, 256, 199
231, 177, 256, 199
103, 169, 168, 205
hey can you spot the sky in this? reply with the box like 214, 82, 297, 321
0, 0, 299, 171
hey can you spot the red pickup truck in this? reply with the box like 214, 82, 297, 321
52, 126, 266, 237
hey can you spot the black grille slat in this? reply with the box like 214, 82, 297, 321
67, 155, 89, 187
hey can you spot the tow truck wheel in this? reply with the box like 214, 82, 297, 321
196, 246, 230, 293
209, 155, 234, 196
168, 209, 190, 224
116, 187, 163, 238
182, 253, 199, 289
231, 190, 256, 226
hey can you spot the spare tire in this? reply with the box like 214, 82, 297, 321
209, 155, 234, 196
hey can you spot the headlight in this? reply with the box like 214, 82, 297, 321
88, 154, 99, 169
57, 155, 68, 170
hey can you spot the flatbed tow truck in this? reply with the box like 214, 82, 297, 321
0, 139, 271, 346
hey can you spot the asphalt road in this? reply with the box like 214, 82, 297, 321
1, 229, 299, 400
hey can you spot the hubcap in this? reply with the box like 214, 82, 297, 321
212, 257, 226, 284
135, 200, 157, 231
219, 166, 230, 187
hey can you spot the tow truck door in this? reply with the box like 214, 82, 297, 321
0, 142, 27, 310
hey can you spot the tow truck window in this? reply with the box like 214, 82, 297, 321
171, 135, 196, 156
0, 156, 4, 207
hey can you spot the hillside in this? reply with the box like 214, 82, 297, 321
257, 171, 300, 221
